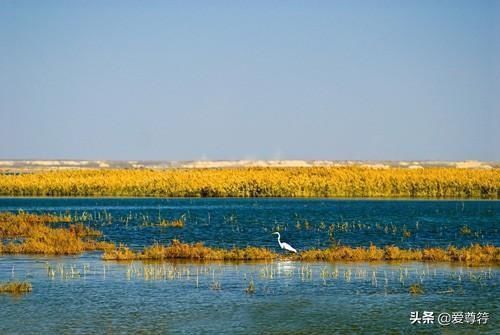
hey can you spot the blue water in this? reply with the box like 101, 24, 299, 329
0, 198, 498, 249
0, 255, 497, 334
0, 198, 498, 334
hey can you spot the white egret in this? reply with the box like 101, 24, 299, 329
272, 232, 297, 253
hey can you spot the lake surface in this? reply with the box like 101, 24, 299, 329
1, 198, 499, 334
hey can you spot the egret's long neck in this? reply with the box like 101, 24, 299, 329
276, 233, 282, 245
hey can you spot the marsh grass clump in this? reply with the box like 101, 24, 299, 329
158, 216, 185, 228
211, 281, 222, 290
299, 244, 499, 265
103, 240, 277, 261
299, 244, 386, 262
101, 244, 136, 260
459, 225, 472, 235
68, 223, 102, 237
102, 240, 498, 265
0, 211, 71, 237
383, 246, 422, 261
245, 279, 256, 294
0, 281, 32, 295
0, 212, 114, 255
409, 283, 424, 295
446, 244, 499, 264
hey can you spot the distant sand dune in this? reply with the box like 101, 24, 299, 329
0, 159, 497, 171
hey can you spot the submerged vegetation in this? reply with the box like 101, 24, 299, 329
0, 212, 114, 255
0, 167, 498, 198
459, 225, 472, 235
0, 281, 32, 295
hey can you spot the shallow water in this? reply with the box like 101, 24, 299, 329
1, 198, 499, 334
1, 255, 498, 334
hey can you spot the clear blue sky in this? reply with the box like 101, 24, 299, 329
1, 0, 498, 161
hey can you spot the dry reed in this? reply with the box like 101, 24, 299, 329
0, 212, 114, 255
0, 167, 497, 198
103, 240, 500, 265
0, 281, 32, 294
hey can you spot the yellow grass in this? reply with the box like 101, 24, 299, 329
0, 167, 497, 198
103, 240, 500, 265
0, 212, 71, 237
103, 240, 277, 261
0, 281, 32, 294
0, 212, 114, 255
409, 283, 424, 295
299, 244, 500, 265
158, 217, 185, 228
101, 244, 137, 261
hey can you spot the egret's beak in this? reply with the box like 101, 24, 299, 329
272, 232, 278, 235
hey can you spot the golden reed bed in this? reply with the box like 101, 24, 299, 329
0, 212, 113, 255
0, 167, 498, 198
